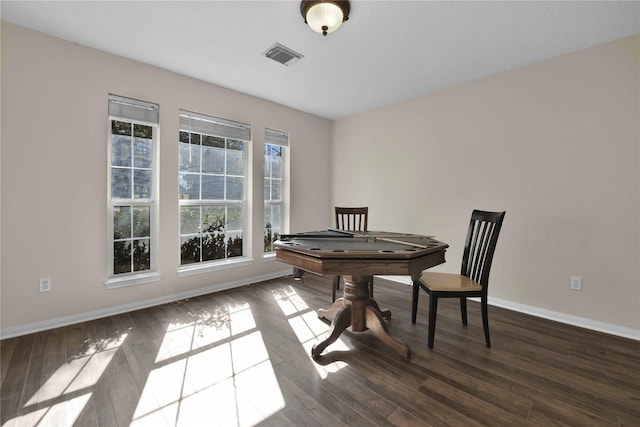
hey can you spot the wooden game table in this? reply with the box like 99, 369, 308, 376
274, 229, 448, 360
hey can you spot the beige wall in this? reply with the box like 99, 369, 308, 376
332, 35, 640, 334
2, 22, 639, 339
0, 23, 332, 335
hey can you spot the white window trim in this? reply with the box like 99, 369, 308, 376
263, 128, 289, 257
107, 95, 159, 288
105, 271, 162, 289
263, 252, 277, 261
177, 256, 254, 278
178, 110, 252, 269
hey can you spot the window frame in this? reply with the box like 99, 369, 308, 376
105, 95, 161, 289
177, 110, 252, 276
264, 128, 289, 257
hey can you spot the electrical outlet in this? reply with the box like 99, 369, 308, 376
39, 277, 52, 292
570, 276, 582, 291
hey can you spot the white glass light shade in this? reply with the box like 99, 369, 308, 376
305, 3, 344, 35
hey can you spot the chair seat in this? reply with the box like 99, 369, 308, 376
419, 272, 482, 292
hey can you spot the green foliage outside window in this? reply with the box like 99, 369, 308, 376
113, 205, 150, 274
180, 208, 243, 265
264, 223, 280, 252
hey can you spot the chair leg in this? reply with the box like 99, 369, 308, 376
428, 295, 438, 349
332, 276, 341, 302
411, 281, 420, 324
292, 267, 304, 279
481, 297, 491, 347
460, 297, 468, 325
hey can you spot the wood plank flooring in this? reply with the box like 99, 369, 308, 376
2, 274, 639, 426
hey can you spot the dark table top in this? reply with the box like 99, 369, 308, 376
275, 230, 448, 260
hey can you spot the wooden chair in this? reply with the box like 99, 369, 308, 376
332, 207, 373, 301
411, 210, 505, 348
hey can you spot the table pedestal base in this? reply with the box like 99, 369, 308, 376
311, 275, 411, 360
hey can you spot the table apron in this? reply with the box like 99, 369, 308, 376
276, 249, 446, 278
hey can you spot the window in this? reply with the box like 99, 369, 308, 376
178, 110, 251, 268
107, 95, 159, 286
264, 128, 288, 253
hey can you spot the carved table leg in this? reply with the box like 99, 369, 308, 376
317, 298, 350, 323
368, 299, 391, 320
365, 306, 411, 360
312, 304, 351, 360
312, 274, 410, 360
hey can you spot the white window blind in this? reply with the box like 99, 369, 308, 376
179, 110, 251, 141
265, 128, 289, 147
109, 95, 158, 124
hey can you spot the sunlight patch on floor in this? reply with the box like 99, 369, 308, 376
155, 302, 257, 364
132, 303, 285, 426
4, 393, 92, 427
288, 311, 349, 377
273, 286, 349, 377
4, 333, 128, 427
272, 285, 310, 315
25, 333, 127, 406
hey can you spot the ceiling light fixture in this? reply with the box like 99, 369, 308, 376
300, 1, 350, 36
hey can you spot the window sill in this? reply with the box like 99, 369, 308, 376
105, 271, 162, 289
177, 257, 254, 278
263, 252, 276, 260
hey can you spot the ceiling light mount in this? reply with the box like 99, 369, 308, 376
300, 1, 350, 36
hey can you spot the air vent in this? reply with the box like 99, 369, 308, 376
263, 43, 304, 66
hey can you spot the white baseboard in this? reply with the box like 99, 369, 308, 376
0, 269, 292, 340
379, 275, 640, 341
487, 296, 640, 341
4, 272, 638, 342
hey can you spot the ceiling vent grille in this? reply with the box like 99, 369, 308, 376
263, 43, 304, 66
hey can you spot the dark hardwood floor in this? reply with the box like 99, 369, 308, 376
2, 274, 639, 426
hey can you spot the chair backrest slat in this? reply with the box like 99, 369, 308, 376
466, 220, 481, 280
461, 210, 506, 289
335, 207, 368, 232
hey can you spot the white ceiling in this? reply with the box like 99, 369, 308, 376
2, 1, 639, 120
